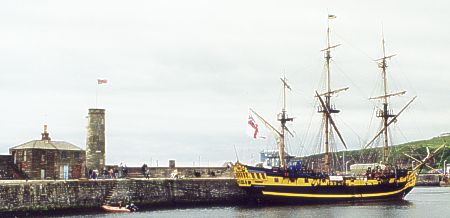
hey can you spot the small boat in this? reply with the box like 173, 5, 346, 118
101, 205, 131, 212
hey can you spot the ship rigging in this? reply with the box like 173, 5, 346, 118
232, 15, 437, 204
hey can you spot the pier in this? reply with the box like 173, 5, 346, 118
0, 178, 247, 214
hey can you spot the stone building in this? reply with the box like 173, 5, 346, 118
0, 155, 14, 179
9, 125, 85, 180
85, 108, 106, 172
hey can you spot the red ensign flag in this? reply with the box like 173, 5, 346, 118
97, 79, 108, 84
248, 116, 259, 139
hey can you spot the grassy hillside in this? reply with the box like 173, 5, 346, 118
301, 135, 450, 171
393, 135, 450, 169
396, 135, 449, 154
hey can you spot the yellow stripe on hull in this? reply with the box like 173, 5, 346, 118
262, 183, 412, 198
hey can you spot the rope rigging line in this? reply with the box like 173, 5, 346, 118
313, 117, 325, 155
362, 106, 377, 148
388, 127, 397, 164
331, 60, 375, 106
297, 98, 320, 156
335, 115, 363, 149
360, 121, 383, 164
333, 32, 375, 61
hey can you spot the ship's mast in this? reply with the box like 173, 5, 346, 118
319, 16, 342, 174
279, 77, 293, 170
373, 33, 400, 163
364, 32, 415, 156
381, 36, 390, 163
251, 78, 293, 170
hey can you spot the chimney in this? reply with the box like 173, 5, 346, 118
41, 125, 51, 141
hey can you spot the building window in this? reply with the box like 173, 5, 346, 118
23, 151, 27, 162
41, 154, 46, 163
74, 152, 79, 159
61, 151, 67, 159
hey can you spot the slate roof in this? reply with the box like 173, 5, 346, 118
10, 140, 84, 151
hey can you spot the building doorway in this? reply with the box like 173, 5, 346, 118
60, 165, 69, 180
40, 169, 45, 180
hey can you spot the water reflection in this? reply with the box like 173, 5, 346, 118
20, 187, 450, 218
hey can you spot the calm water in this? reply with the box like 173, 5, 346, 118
48, 187, 450, 218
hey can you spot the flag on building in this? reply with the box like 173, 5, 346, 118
97, 79, 108, 84
248, 116, 259, 139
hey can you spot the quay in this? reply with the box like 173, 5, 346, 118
0, 178, 247, 213
1, 171, 448, 214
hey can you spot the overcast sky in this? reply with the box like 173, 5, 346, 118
0, 0, 449, 166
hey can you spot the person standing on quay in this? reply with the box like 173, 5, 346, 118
123, 165, 128, 179
119, 162, 123, 178
114, 168, 119, 179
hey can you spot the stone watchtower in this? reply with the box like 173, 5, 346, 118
85, 109, 106, 172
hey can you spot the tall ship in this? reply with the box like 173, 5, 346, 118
233, 17, 444, 203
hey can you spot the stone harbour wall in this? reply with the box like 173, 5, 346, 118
106, 178, 246, 206
0, 180, 116, 212
416, 174, 440, 186
0, 178, 247, 213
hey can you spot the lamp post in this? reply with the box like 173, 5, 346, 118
444, 160, 447, 174
345, 160, 351, 175
342, 151, 345, 173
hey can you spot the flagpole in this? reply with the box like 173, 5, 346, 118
96, 82, 98, 108
96, 79, 108, 108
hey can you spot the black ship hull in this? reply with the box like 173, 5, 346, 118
243, 186, 414, 204
234, 163, 416, 204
